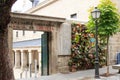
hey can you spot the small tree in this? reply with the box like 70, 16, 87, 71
0, 0, 16, 80
87, 0, 120, 75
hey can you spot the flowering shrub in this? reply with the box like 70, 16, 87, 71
68, 23, 106, 71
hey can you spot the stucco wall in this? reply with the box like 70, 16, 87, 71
29, 0, 100, 22
27, 0, 120, 22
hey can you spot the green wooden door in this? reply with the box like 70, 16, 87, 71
41, 32, 49, 75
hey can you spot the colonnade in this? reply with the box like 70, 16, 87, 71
12, 49, 41, 72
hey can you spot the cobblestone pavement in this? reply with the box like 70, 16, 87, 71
15, 66, 120, 80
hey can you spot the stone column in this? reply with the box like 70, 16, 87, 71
29, 50, 32, 65
8, 26, 13, 67
38, 50, 41, 74
14, 50, 21, 68
11, 50, 15, 67
21, 50, 28, 70
29, 50, 35, 72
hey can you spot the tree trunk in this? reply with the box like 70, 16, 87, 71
0, 29, 15, 80
0, 0, 16, 80
106, 36, 109, 76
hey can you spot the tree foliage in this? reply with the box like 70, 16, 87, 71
86, 0, 120, 75
87, 0, 120, 40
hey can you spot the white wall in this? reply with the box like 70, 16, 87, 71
27, 0, 120, 22
30, 0, 100, 22
111, 0, 120, 12
13, 30, 43, 42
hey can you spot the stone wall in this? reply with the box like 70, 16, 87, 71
57, 22, 71, 73
57, 55, 70, 73
109, 32, 120, 65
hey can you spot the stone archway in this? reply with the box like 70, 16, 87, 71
8, 12, 71, 74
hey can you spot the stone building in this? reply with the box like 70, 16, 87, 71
11, 0, 120, 77
26, 0, 120, 65
12, 30, 43, 73
12, 38, 41, 72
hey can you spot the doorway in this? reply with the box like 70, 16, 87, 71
12, 30, 50, 78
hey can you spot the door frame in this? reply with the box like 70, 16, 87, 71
9, 12, 65, 74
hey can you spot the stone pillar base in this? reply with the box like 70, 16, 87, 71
58, 55, 70, 73
14, 66, 21, 69
58, 66, 70, 73
31, 63, 35, 72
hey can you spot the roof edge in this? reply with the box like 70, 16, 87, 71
26, 0, 58, 13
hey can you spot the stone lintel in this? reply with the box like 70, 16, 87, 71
10, 12, 65, 23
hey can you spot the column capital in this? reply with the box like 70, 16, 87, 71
22, 50, 28, 53
16, 50, 21, 53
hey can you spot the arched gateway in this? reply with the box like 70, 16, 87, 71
8, 12, 71, 75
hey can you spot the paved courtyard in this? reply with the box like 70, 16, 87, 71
14, 66, 120, 80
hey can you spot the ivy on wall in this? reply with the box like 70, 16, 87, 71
68, 23, 106, 71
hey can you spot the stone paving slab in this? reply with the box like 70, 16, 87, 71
16, 66, 120, 80
17, 75, 120, 80
17, 76, 120, 80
